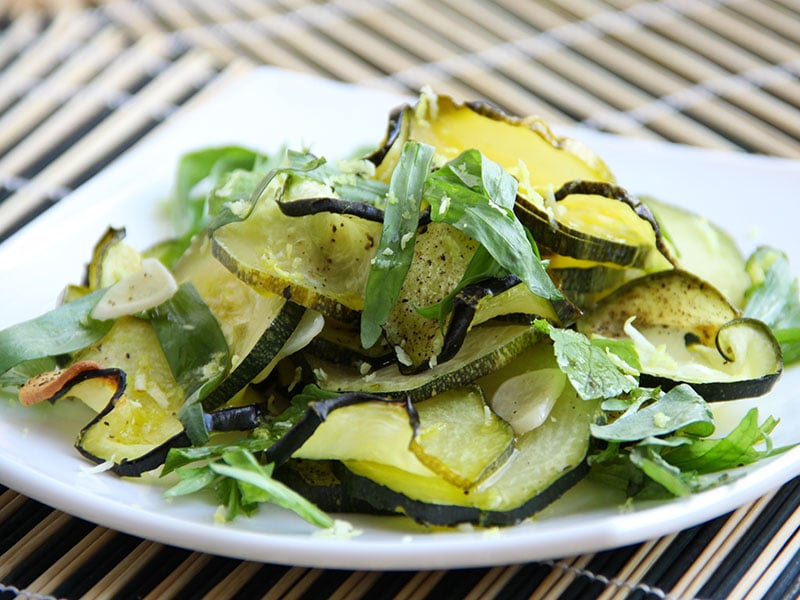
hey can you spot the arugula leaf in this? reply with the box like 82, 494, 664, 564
536, 320, 637, 401
215, 449, 332, 525
591, 384, 714, 442
164, 446, 332, 527
629, 445, 692, 497
0, 289, 111, 377
663, 408, 787, 473
162, 436, 273, 475
163, 465, 218, 497
361, 141, 434, 348
423, 150, 561, 301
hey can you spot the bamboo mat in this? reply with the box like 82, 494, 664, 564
0, 1, 799, 598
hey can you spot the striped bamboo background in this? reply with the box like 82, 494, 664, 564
0, 1, 799, 598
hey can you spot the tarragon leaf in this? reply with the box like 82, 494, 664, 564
0, 289, 111, 377
210, 449, 333, 527
424, 150, 560, 301
629, 446, 692, 497
148, 283, 229, 445
361, 141, 434, 348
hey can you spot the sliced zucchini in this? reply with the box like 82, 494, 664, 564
437, 275, 578, 366
515, 185, 672, 270
550, 263, 630, 293
211, 176, 383, 323
643, 196, 750, 308
86, 226, 142, 290
172, 236, 308, 409
382, 222, 479, 370
267, 386, 513, 493
305, 322, 542, 400
65, 317, 187, 471
371, 93, 614, 188
340, 356, 598, 525
274, 459, 391, 514
410, 386, 514, 489
305, 319, 396, 371
72, 317, 185, 413
578, 270, 783, 400
76, 371, 189, 476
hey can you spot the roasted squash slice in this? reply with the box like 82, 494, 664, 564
372, 93, 614, 188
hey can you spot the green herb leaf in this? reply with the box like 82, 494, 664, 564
629, 446, 692, 497
744, 246, 800, 365
162, 436, 273, 475
423, 150, 560, 301
147, 283, 229, 444
591, 384, 715, 442
206, 150, 327, 233
663, 408, 788, 473
361, 141, 434, 348
210, 449, 333, 527
0, 290, 112, 377
163, 465, 218, 497
536, 320, 637, 401
170, 146, 267, 237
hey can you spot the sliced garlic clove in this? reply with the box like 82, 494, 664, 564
91, 258, 178, 321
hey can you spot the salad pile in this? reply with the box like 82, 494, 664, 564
1, 90, 799, 528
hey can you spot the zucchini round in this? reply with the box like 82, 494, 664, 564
642, 195, 750, 308
578, 270, 783, 400
371, 93, 614, 188
340, 374, 597, 526
211, 180, 383, 323
305, 322, 542, 400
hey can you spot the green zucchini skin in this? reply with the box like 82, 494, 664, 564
515, 200, 648, 268
553, 180, 674, 266
79, 400, 276, 477
264, 392, 417, 467
579, 271, 783, 401
277, 198, 386, 222
65, 368, 191, 476
336, 459, 590, 527
640, 372, 781, 402
306, 323, 542, 400
274, 459, 395, 515
305, 336, 396, 370
201, 300, 306, 411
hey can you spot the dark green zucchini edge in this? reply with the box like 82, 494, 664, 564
335, 459, 590, 527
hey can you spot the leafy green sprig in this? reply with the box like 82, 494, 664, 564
537, 320, 790, 499
163, 439, 333, 527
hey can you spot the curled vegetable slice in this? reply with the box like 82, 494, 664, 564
579, 270, 783, 400
19, 361, 103, 406
553, 180, 674, 265
370, 93, 614, 188
277, 197, 386, 222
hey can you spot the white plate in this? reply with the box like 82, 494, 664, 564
1, 67, 799, 570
